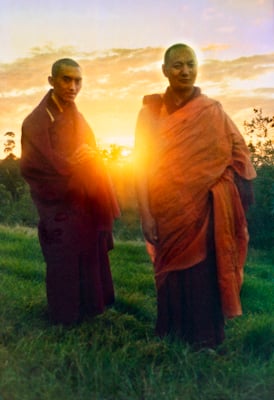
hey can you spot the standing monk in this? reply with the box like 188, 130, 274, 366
21, 58, 120, 325
135, 44, 256, 349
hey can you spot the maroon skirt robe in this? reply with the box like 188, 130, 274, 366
21, 91, 119, 324
36, 197, 115, 325
155, 210, 225, 348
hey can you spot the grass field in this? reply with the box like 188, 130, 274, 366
0, 225, 273, 400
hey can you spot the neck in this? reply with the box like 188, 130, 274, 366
170, 87, 195, 106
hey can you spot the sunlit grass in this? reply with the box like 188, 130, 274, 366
0, 225, 273, 400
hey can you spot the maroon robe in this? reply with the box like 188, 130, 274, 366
21, 90, 120, 324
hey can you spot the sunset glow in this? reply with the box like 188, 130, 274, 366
1, 0, 273, 159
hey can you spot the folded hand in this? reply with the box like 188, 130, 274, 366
141, 215, 158, 245
70, 144, 97, 165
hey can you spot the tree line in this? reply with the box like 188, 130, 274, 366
0, 109, 273, 248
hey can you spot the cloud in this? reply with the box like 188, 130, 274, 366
201, 44, 231, 53
1, 45, 273, 157
202, 7, 224, 20
199, 53, 274, 81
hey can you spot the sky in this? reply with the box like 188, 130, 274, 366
0, 0, 274, 158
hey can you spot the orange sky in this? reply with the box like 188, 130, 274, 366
1, 0, 274, 158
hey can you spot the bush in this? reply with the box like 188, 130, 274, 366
0, 181, 38, 226
247, 164, 274, 249
0, 183, 13, 221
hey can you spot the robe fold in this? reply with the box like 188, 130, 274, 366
136, 90, 256, 321
21, 90, 120, 324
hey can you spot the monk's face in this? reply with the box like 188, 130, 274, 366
162, 47, 198, 92
48, 64, 82, 105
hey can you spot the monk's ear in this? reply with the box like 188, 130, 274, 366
48, 76, 54, 87
162, 64, 168, 78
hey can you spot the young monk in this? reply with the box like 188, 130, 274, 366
21, 58, 120, 325
135, 44, 256, 349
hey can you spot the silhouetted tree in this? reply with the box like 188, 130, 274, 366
244, 108, 274, 249
3, 131, 17, 159
244, 108, 274, 167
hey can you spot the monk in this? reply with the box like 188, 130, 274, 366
21, 58, 120, 325
135, 44, 256, 349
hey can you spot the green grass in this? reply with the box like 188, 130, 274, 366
0, 225, 273, 400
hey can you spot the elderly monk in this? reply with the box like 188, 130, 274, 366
135, 44, 256, 349
21, 58, 120, 325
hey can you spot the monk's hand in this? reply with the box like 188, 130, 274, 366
70, 144, 97, 165
141, 215, 158, 245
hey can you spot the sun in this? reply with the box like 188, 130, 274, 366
121, 148, 132, 158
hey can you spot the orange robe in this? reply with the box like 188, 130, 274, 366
136, 91, 256, 319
